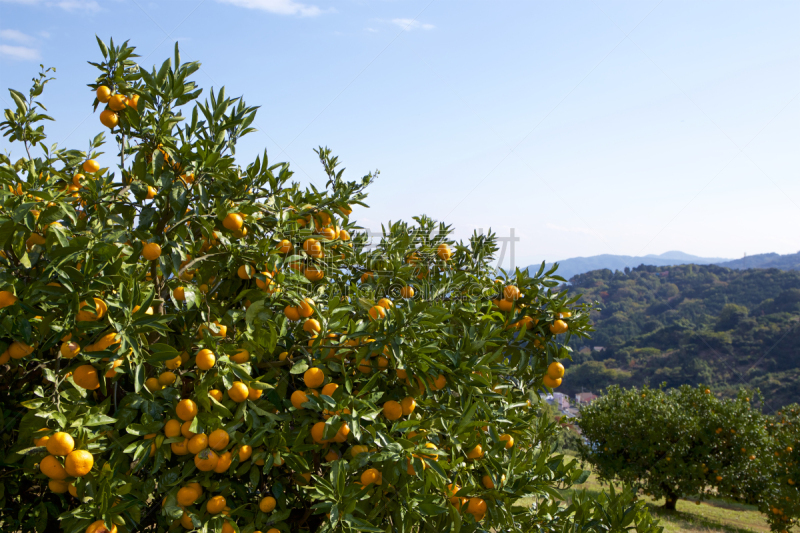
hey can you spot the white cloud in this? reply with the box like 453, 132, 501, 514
391, 18, 434, 31
365, 27, 378, 33
217, 0, 325, 16
50, 0, 100, 11
0, 44, 41, 61
0, 0, 100, 10
0, 29, 35, 44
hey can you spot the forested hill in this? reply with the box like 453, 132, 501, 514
563, 264, 800, 409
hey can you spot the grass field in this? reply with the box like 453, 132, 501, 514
519, 455, 771, 533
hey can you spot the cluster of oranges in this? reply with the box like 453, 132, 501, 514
95, 85, 139, 130
33, 432, 94, 497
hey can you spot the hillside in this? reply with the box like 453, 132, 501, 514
527, 251, 731, 280
717, 251, 800, 271
528, 251, 800, 281
562, 264, 800, 409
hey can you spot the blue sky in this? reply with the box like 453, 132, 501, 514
1, 0, 798, 269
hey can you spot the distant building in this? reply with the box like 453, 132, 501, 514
552, 392, 570, 411
593, 346, 606, 352
575, 392, 598, 404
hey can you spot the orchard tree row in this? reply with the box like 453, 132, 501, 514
579, 384, 799, 532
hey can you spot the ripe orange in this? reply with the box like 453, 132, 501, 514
72, 365, 100, 390
260, 495, 277, 513
303, 238, 323, 258
158, 371, 176, 387
207, 495, 227, 514
214, 451, 232, 473
65, 449, 93, 477
237, 265, 252, 279
401, 396, 416, 416
297, 297, 315, 317
40, 455, 68, 480
188, 433, 209, 455
145, 185, 157, 199
230, 348, 250, 363
547, 362, 565, 380
126, 94, 139, 108
99, 110, 118, 129
284, 305, 300, 321
304, 367, 325, 388
208, 429, 229, 450
276, 239, 293, 254
360, 271, 374, 283
82, 159, 100, 173
142, 242, 162, 261
46, 432, 74, 456
291, 390, 309, 409
9, 341, 34, 359
400, 286, 414, 298
86, 520, 118, 533
542, 376, 562, 389
248, 387, 262, 400
194, 449, 219, 471
311, 421, 329, 444
145, 377, 161, 392
49, 479, 69, 493
499, 434, 514, 449
495, 299, 513, 312
304, 265, 324, 281
177, 486, 200, 506
466, 497, 487, 520
171, 438, 190, 455
549, 319, 568, 334
96, 86, 112, 102
466, 444, 484, 459
176, 399, 198, 421
238, 445, 253, 461
209, 389, 223, 402
431, 374, 447, 390
503, 285, 520, 301
383, 400, 403, 421
361, 468, 382, 486
437, 243, 451, 260
164, 419, 181, 438
228, 382, 249, 403
303, 318, 321, 334
321, 383, 338, 396
196, 349, 216, 370
368, 305, 386, 321
107, 94, 127, 111
0, 290, 18, 308
222, 213, 243, 231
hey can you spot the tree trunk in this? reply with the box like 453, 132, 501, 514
663, 496, 678, 511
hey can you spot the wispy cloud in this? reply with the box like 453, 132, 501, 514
0, 44, 41, 61
365, 27, 378, 33
0, 29, 35, 44
391, 18, 434, 31
217, 0, 326, 16
51, 0, 101, 11
0, 0, 100, 11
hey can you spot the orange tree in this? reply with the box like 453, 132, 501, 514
579, 385, 779, 507
760, 405, 799, 532
0, 38, 663, 533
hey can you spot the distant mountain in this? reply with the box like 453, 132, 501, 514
716, 251, 800, 271
527, 251, 732, 280
527, 251, 800, 280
